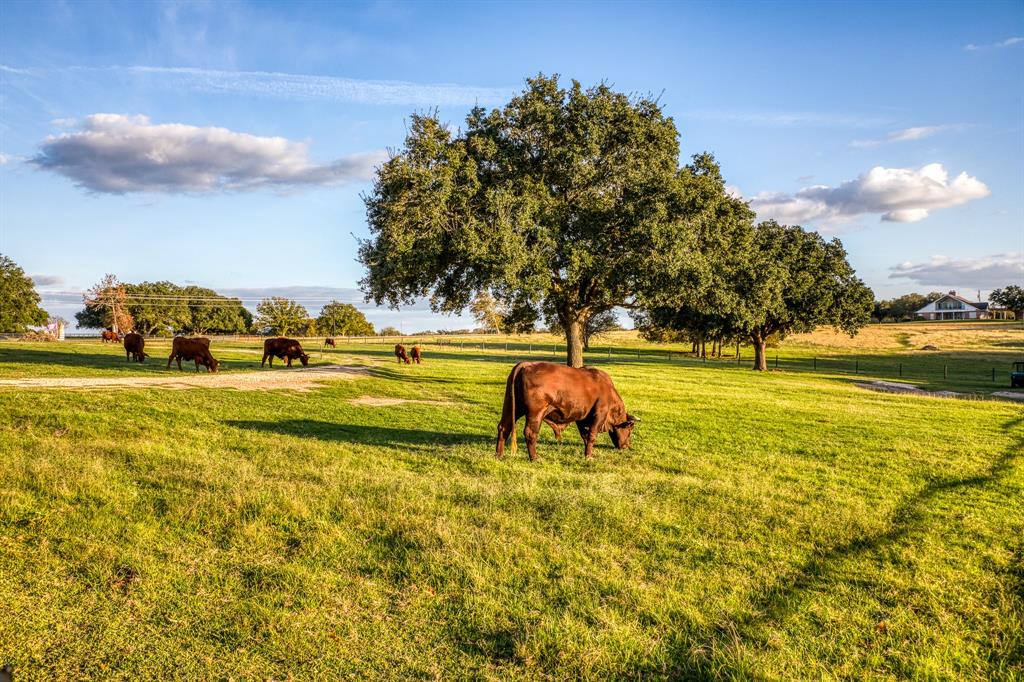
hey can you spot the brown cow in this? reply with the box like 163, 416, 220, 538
262, 337, 309, 367
394, 344, 411, 364
324, 338, 336, 348
167, 336, 219, 373
101, 330, 120, 343
410, 345, 422, 364
123, 332, 147, 362
496, 361, 637, 461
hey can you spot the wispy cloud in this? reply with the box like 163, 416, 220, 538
964, 36, 1023, 51
890, 252, 1023, 288
0, 153, 11, 165
850, 124, 967, 148
685, 108, 889, 128
747, 163, 990, 228
2, 63, 513, 106
53, 65, 512, 106
31, 114, 387, 194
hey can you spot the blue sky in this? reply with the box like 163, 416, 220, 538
1, 0, 1021, 330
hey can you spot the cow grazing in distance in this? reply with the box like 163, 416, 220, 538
410, 345, 422, 364
324, 338, 336, 348
262, 337, 310, 367
394, 344, 411, 364
101, 330, 120, 343
496, 361, 637, 461
167, 336, 219, 373
123, 332, 147, 362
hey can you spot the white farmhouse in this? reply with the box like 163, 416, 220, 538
914, 291, 993, 320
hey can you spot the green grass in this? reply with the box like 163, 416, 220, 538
0, 339, 1022, 679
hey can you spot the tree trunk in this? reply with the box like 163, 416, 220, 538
565, 317, 585, 368
751, 332, 768, 371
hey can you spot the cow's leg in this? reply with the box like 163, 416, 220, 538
261, 352, 268, 367
286, 356, 292, 367
167, 352, 174, 370
524, 413, 544, 461
126, 349, 131, 362
496, 419, 510, 458
576, 422, 594, 458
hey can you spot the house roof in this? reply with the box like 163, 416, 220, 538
914, 292, 987, 313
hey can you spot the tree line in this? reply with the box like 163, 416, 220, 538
74, 275, 376, 337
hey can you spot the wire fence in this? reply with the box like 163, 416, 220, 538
4, 331, 1021, 390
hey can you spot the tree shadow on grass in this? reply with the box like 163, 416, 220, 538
224, 419, 493, 450
644, 414, 1024, 677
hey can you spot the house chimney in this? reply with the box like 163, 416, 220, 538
948, 290, 956, 296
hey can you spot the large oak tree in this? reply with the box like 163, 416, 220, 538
359, 74, 720, 367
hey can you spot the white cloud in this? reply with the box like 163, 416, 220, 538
31, 114, 387, 194
850, 124, 966, 148
890, 253, 1024, 288
747, 163, 990, 228
0, 153, 10, 165
31, 274, 65, 287
965, 37, 1023, 51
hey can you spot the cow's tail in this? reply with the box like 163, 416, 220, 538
504, 362, 525, 455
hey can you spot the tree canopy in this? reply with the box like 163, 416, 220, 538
317, 301, 374, 336
360, 74, 725, 367
0, 254, 49, 332
254, 297, 310, 336
76, 279, 250, 334
637, 221, 873, 370
990, 285, 1024, 319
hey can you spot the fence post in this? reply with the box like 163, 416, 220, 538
992, 367, 995, 382
637, 347, 640, 359
775, 354, 778, 369
899, 362, 902, 377
855, 360, 859, 374
608, 345, 611, 360
813, 356, 816, 371
944, 364, 948, 379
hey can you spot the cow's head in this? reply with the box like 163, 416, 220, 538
208, 357, 220, 373
608, 413, 638, 449
299, 353, 310, 367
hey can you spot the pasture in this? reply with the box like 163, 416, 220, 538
0, 326, 1022, 679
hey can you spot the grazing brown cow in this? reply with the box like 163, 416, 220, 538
496, 361, 637, 461
324, 338, 336, 348
410, 345, 422, 364
262, 337, 309, 367
101, 330, 120, 343
167, 336, 219, 373
394, 344, 411, 364
123, 332, 147, 362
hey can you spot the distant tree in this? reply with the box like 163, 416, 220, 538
359, 74, 726, 367
317, 301, 375, 336
0, 254, 48, 332
82, 274, 134, 333
181, 286, 249, 335
254, 297, 310, 336
737, 221, 874, 370
470, 291, 505, 332
379, 326, 401, 337
990, 285, 1024, 319
124, 281, 190, 336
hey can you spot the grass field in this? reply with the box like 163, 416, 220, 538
1, 326, 1022, 679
